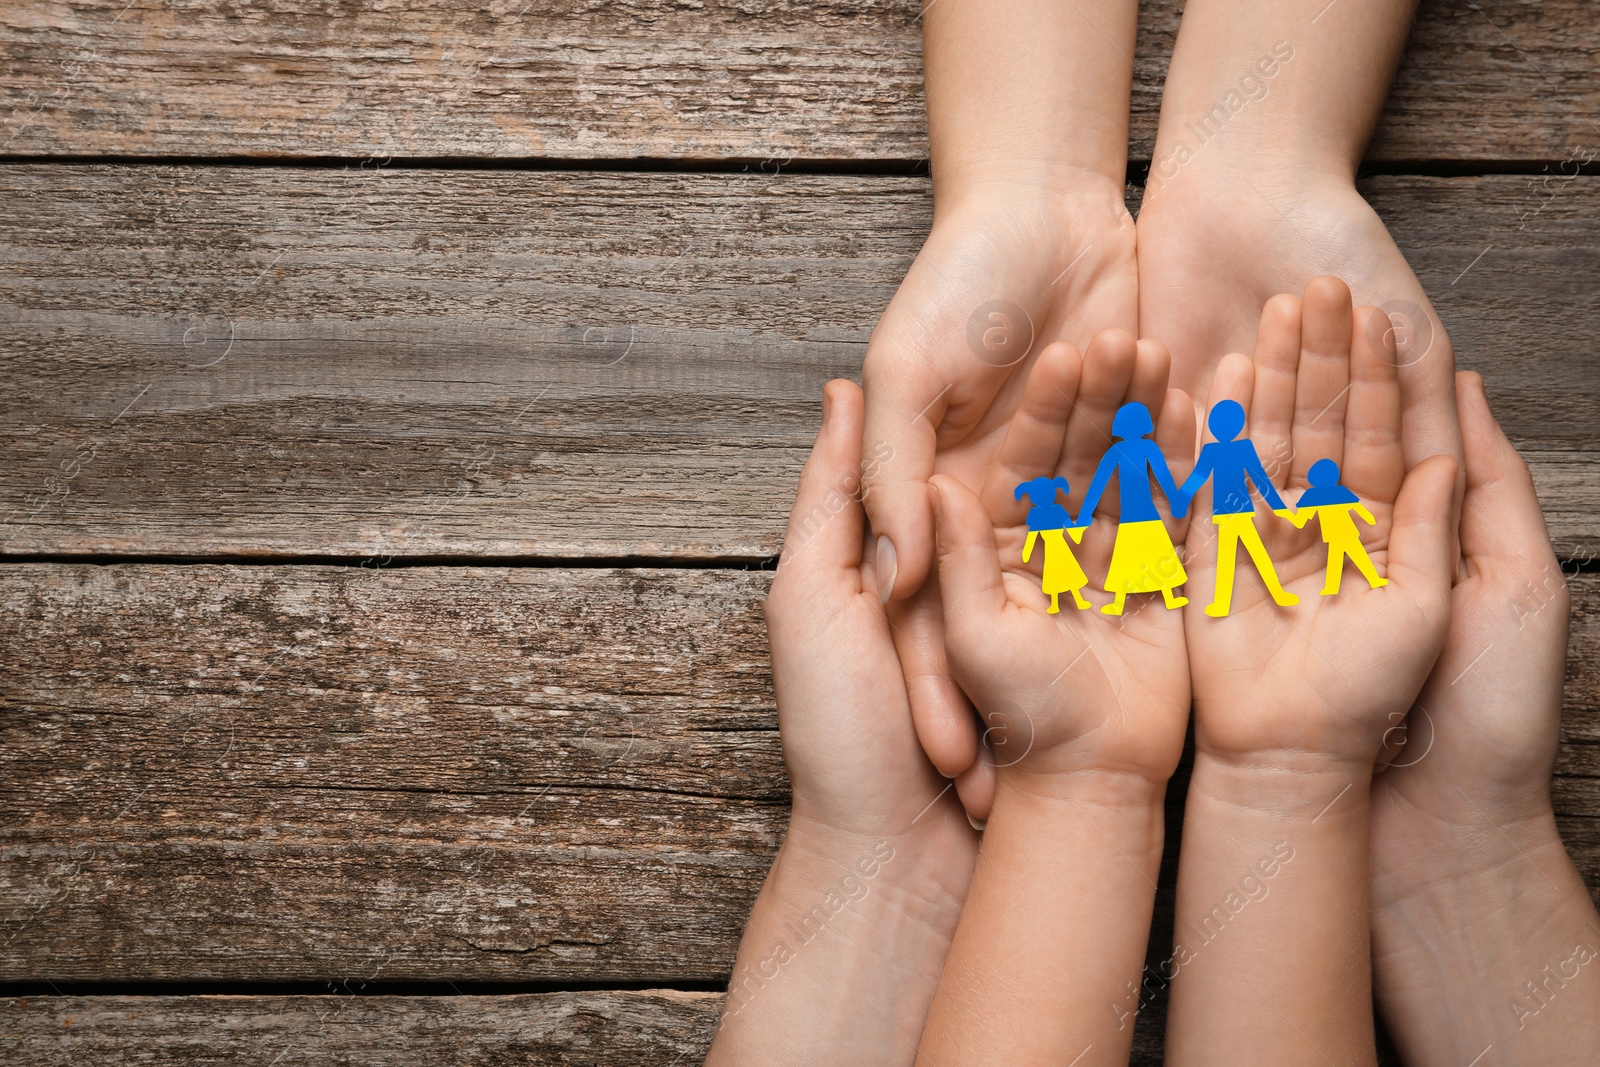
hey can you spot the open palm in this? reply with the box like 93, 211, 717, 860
928, 331, 1194, 783
1182, 278, 1457, 766
1139, 169, 1461, 474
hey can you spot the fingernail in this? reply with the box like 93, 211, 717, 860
967, 811, 987, 832
820, 386, 833, 426
876, 535, 897, 605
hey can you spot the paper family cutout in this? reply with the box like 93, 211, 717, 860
1017, 400, 1387, 617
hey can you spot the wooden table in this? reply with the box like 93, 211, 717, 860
1, 1, 1596, 1062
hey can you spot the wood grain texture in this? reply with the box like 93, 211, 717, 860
2, 168, 1596, 560
2, 563, 1598, 988
0, 0, 1594, 163
0, 564, 783, 982
0, 992, 723, 1066
0, 990, 1154, 1066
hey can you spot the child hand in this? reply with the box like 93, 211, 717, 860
915, 330, 1198, 1065
930, 329, 1196, 784
708, 380, 976, 1067
1183, 276, 1458, 769
1165, 278, 1456, 1067
1369, 374, 1600, 1064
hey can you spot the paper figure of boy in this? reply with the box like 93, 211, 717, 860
1015, 476, 1090, 614
1174, 399, 1299, 618
1074, 403, 1189, 616
1278, 458, 1389, 596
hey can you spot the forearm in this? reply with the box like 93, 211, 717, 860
922, 0, 1137, 210
1167, 753, 1377, 1067
706, 816, 967, 1067
1372, 795, 1600, 1065
916, 770, 1165, 1065
1151, 0, 1416, 183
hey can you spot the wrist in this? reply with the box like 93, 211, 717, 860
931, 165, 1131, 233
1191, 748, 1374, 822
1369, 798, 1600, 1063
779, 804, 971, 937
1372, 784, 1569, 912
994, 766, 1167, 863
1171, 752, 1380, 1066
713, 811, 972, 1065
1142, 134, 1356, 211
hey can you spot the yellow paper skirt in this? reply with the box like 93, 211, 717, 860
1103, 519, 1187, 593
1037, 528, 1088, 595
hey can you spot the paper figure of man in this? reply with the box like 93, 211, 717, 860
1174, 399, 1299, 618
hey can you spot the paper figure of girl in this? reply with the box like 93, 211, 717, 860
1174, 399, 1298, 617
1279, 458, 1389, 596
1073, 403, 1189, 616
1014, 476, 1090, 614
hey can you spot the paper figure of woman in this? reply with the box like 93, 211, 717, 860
1074, 403, 1189, 616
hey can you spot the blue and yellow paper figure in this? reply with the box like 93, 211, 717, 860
1278, 458, 1388, 596
1175, 399, 1299, 618
1074, 403, 1189, 616
1015, 477, 1090, 614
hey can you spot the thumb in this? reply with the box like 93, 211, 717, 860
862, 366, 942, 606
1455, 372, 1556, 569
1387, 453, 1460, 608
931, 474, 1008, 639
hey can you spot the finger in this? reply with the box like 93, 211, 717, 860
1249, 293, 1302, 490
1291, 276, 1354, 486
979, 341, 1082, 523
861, 358, 944, 604
1127, 337, 1172, 419
1155, 386, 1197, 534
1456, 372, 1558, 568
1204, 353, 1258, 441
1341, 305, 1406, 504
1061, 328, 1138, 505
1156, 386, 1198, 481
1366, 285, 1465, 473
1387, 454, 1460, 604
954, 744, 996, 827
932, 474, 1009, 623
777, 380, 867, 577
889, 584, 980, 779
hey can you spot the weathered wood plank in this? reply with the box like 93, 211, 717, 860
0, 564, 783, 982
2, 564, 1598, 984
0, 992, 723, 1066
1, 168, 1596, 559
0, 990, 1155, 1066
0, 1, 1593, 163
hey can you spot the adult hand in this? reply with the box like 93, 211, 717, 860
1369, 374, 1600, 1065
860, 0, 1143, 821
1138, 0, 1462, 476
708, 381, 976, 1067
862, 186, 1138, 816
